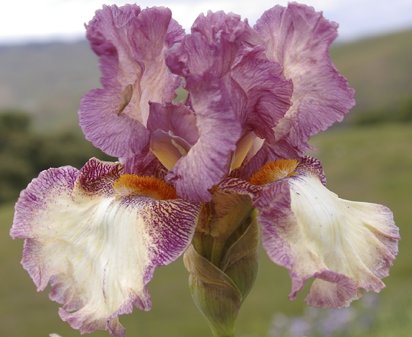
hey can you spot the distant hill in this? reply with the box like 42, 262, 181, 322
332, 29, 412, 120
0, 41, 99, 129
0, 29, 411, 130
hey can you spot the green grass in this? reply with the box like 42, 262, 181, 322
1, 123, 411, 337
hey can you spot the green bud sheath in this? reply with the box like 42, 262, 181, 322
184, 191, 259, 337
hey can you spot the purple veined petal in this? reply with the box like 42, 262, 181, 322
165, 11, 291, 201
254, 161, 399, 308
79, 5, 184, 158
230, 47, 292, 141
10, 158, 199, 337
147, 103, 199, 172
217, 177, 261, 199
147, 102, 199, 146
166, 75, 243, 202
79, 88, 150, 158
164, 12, 250, 201
121, 151, 167, 178
255, 3, 355, 152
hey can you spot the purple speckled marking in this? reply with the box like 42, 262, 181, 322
218, 177, 262, 198
78, 157, 122, 194
296, 156, 327, 185
11, 166, 78, 239
11, 157, 200, 337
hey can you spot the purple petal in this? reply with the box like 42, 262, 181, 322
166, 11, 291, 201
217, 177, 261, 198
255, 3, 355, 152
254, 161, 399, 308
10, 158, 199, 337
165, 12, 250, 201
166, 76, 243, 201
121, 151, 167, 178
230, 48, 292, 141
79, 5, 184, 158
79, 88, 150, 158
237, 140, 301, 180
148, 102, 199, 145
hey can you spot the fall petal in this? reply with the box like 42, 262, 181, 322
11, 158, 199, 336
255, 169, 399, 308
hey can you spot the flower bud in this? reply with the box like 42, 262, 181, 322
184, 191, 259, 337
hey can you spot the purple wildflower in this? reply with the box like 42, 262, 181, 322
10, 3, 399, 337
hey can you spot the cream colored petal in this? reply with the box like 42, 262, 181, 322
11, 160, 199, 336
258, 173, 399, 308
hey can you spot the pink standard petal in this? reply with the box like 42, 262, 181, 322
79, 5, 184, 158
166, 76, 242, 201
147, 102, 199, 146
166, 11, 291, 201
230, 48, 292, 141
255, 163, 399, 308
10, 158, 199, 337
255, 3, 355, 152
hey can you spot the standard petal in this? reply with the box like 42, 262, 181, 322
79, 5, 184, 158
147, 102, 199, 146
255, 3, 355, 152
166, 11, 290, 201
165, 12, 248, 201
255, 166, 399, 308
165, 75, 243, 201
11, 158, 199, 337
230, 48, 292, 141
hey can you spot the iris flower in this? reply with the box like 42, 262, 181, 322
11, 3, 399, 337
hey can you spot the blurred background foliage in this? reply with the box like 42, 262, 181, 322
0, 28, 411, 337
0, 109, 110, 203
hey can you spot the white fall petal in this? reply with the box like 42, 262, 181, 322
257, 170, 399, 308
11, 159, 199, 337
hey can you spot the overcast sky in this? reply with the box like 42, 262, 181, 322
1, 0, 412, 44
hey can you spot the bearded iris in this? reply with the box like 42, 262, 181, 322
10, 3, 399, 337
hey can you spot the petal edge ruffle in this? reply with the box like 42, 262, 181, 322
255, 168, 399, 307
11, 159, 199, 336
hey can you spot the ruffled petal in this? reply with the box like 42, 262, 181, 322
255, 163, 399, 308
255, 3, 355, 152
79, 5, 184, 158
166, 77, 242, 201
147, 103, 199, 146
166, 11, 290, 201
230, 49, 292, 141
11, 158, 199, 337
165, 12, 248, 201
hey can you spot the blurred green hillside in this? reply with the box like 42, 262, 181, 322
332, 29, 412, 124
0, 29, 412, 129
